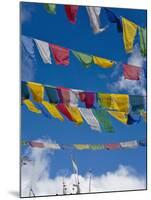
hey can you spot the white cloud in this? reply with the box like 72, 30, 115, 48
108, 45, 146, 95
21, 142, 146, 197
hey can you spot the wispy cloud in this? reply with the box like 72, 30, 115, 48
108, 45, 146, 95
20, 3, 34, 24
21, 141, 146, 197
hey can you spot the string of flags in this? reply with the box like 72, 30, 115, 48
22, 35, 146, 81
21, 81, 146, 132
21, 139, 146, 150
43, 5, 147, 55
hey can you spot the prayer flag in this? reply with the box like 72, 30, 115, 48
139, 27, 147, 57
122, 17, 138, 53
64, 5, 79, 24
34, 39, 52, 64
23, 99, 41, 114
104, 8, 123, 32
79, 92, 95, 108
29, 141, 45, 148
93, 56, 115, 68
66, 106, 83, 124
123, 64, 140, 80
93, 109, 114, 132
108, 111, 128, 124
105, 143, 121, 150
49, 44, 69, 65
45, 86, 60, 104
127, 114, 140, 125
129, 95, 144, 113
44, 143, 61, 149
120, 140, 138, 148
74, 144, 89, 150
57, 87, 70, 104
98, 93, 129, 113
28, 82, 44, 103
42, 101, 64, 121
44, 3, 56, 14
56, 103, 74, 121
79, 108, 101, 132
89, 144, 104, 150
72, 50, 93, 67
86, 7, 107, 34
69, 89, 79, 107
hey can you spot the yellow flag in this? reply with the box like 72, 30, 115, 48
42, 101, 64, 121
93, 56, 115, 68
122, 17, 138, 53
98, 93, 129, 113
23, 99, 41, 114
66, 106, 83, 124
74, 144, 89, 150
108, 111, 128, 124
28, 82, 44, 103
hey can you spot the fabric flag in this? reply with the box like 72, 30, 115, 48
127, 114, 140, 125
105, 143, 121, 150
98, 93, 129, 113
42, 101, 64, 121
72, 50, 93, 67
29, 141, 45, 148
93, 109, 114, 132
139, 27, 147, 57
28, 82, 44, 103
69, 89, 79, 107
123, 64, 140, 80
79, 108, 101, 132
66, 106, 83, 124
89, 144, 104, 150
21, 35, 35, 59
49, 44, 69, 65
104, 8, 123, 32
122, 17, 138, 53
86, 7, 107, 34
44, 143, 61, 150
44, 3, 56, 14
74, 144, 90, 150
57, 87, 70, 104
79, 92, 95, 108
93, 56, 115, 68
71, 158, 78, 174
129, 95, 144, 113
108, 111, 128, 124
45, 85, 60, 104
34, 39, 52, 64
120, 140, 138, 148
56, 103, 74, 121
21, 81, 30, 101
23, 99, 41, 114
21, 141, 29, 145
64, 5, 79, 24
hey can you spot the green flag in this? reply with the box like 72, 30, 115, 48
139, 27, 147, 57
72, 50, 93, 67
93, 109, 114, 132
44, 3, 56, 14
89, 144, 104, 150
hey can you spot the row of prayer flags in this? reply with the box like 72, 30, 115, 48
44, 5, 146, 55
22, 81, 146, 114
22, 36, 144, 80
22, 139, 146, 150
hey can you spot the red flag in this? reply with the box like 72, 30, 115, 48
49, 44, 69, 65
123, 64, 140, 80
29, 141, 45, 148
56, 103, 74, 121
79, 92, 95, 108
105, 143, 121, 150
64, 5, 79, 24
57, 87, 70, 104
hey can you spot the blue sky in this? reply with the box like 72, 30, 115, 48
21, 2, 147, 181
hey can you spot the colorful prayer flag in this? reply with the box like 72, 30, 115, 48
120, 140, 138, 148
89, 144, 104, 150
93, 56, 115, 68
105, 143, 121, 150
44, 3, 56, 14
45, 86, 60, 104
108, 111, 128, 124
72, 50, 93, 67
139, 27, 147, 57
57, 87, 70, 104
129, 95, 144, 113
23, 99, 41, 114
49, 44, 69, 65
28, 82, 44, 103
64, 5, 79, 24
74, 144, 89, 150
56, 103, 74, 121
123, 64, 140, 80
122, 17, 138, 53
29, 141, 45, 148
79, 92, 95, 108
21, 81, 30, 101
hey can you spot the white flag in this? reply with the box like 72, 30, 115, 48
44, 143, 61, 150
72, 158, 78, 174
120, 140, 138, 148
79, 108, 101, 132
86, 7, 107, 34
34, 39, 52, 64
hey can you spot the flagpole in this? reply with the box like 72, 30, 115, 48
88, 169, 92, 193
